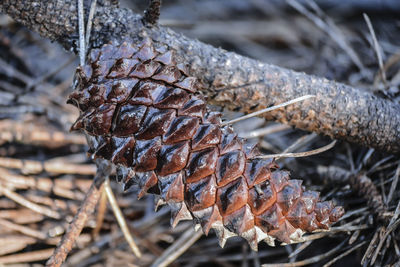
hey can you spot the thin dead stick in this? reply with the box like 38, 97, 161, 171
25, 193, 77, 213
0, 57, 32, 85
0, 185, 61, 219
370, 219, 400, 265
287, 0, 364, 71
288, 241, 312, 259
363, 13, 387, 85
0, 156, 96, 175
46, 181, 103, 267
0, 235, 36, 246
29, 56, 75, 89
104, 177, 142, 258
221, 95, 315, 126
0, 167, 84, 200
0, 248, 54, 264
240, 124, 291, 139
0, 241, 30, 256
261, 239, 347, 267
322, 241, 366, 267
0, 208, 44, 224
0, 41, 73, 90
283, 133, 318, 153
92, 185, 107, 238
386, 163, 400, 204
0, 217, 47, 240
367, 201, 400, 264
77, 0, 85, 66
85, 0, 97, 53
389, 198, 400, 228
150, 227, 203, 267
257, 140, 336, 159
272, 133, 319, 164
0, 120, 86, 146
46, 160, 109, 267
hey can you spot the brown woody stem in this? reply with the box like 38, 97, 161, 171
1, 0, 400, 153
45, 159, 110, 267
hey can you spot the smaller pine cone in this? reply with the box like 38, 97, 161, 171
68, 37, 344, 250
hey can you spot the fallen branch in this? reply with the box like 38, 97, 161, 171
0, 156, 96, 175
46, 159, 110, 267
0, 248, 54, 265
1, 0, 400, 153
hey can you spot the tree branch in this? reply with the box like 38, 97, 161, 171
1, 0, 400, 153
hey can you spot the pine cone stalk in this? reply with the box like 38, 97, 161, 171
68, 37, 344, 250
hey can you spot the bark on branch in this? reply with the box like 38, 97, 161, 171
1, 0, 400, 153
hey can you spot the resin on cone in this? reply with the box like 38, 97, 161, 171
68, 37, 344, 250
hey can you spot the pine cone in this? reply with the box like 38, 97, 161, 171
68, 37, 344, 250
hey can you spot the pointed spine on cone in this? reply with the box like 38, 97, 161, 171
68, 37, 344, 250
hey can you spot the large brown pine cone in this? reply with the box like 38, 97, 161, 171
68, 37, 344, 250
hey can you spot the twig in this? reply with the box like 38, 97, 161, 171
0, 167, 89, 200
322, 241, 366, 267
363, 202, 400, 264
386, 163, 400, 204
287, 0, 365, 71
0, 217, 47, 240
363, 13, 387, 86
261, 240, 347, 267
104, 176, 142, 258
366, 156, 395, 175
0, 120, 86, 146
281, 133, 318, 154
0, 239, 33, 256
257, 140, 336, 159
0, 208, 44, 224
389, 196, 400, 226
0, 57, 33, 85
143, 0, 162, 25
0, 156, 96, 175
0, 248, 54, 264
239, 124, 291, 139
85, 0, 97, 53
92, 185, 107, 238
77, 0, 85, 66
24, 193, 76, 214
361, 227, 381, 265
0, 235, 36, 246
221, 95, 315, 126
370, 219, 400, 265
0, 185, 61, 219
28, 57, 75, 89
288, 241, 312, 259
46, 160, 110, 267
150, 227, 203, 267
